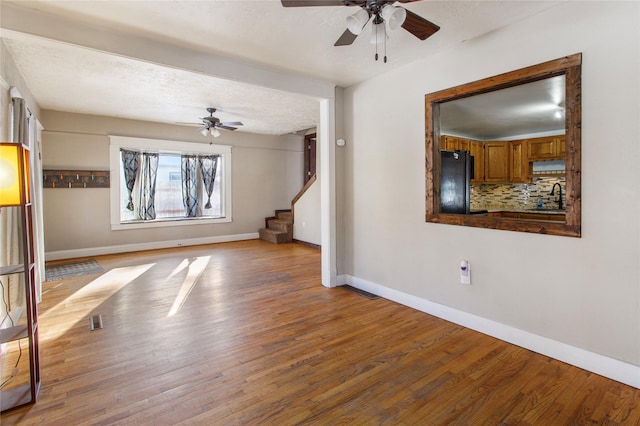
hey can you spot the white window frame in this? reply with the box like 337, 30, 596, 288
109, 136, 232, 231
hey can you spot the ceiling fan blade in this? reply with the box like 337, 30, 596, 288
176, 122, 203, 126
221, 121, 243, 126
218, 125, 238, 131
334, 29, 358, 46
281, 1, 345, 6
401, 9, 440, 41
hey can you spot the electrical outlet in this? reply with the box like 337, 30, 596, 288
460, 260, 471, 285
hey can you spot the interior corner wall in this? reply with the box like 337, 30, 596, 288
293, 179, 321, 246
291, 127, 321, 246
334, 87, 346, 274
292, 86, 345, 251
342, 1, 640, 367
0, 40, 41, 126
40, 110, 303, 255
278, 132, 305, 204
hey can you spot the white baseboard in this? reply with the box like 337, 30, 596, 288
336, 274, 349, 286
45, 233, 259, 261
343, 274, 640, 389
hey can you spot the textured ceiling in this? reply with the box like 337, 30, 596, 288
2, 36, 320, 135
441, 76, 566, 140
0, 0, 562, 136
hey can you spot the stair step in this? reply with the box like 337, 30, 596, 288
276, 210, 292, 221
260, 209, 293, 244
267, 219, 293, 233
259, 228, 292, 244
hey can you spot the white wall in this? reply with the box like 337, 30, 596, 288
293, 87, 346, 249
41, 110, 303, 256
280, 133, 305, 204
342, 0, 640, 375
293, 130, 321, 246
334, 87, 346, 273
293, 180, 321, 246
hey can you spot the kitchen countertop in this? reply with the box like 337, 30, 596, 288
471, 209, 565, 214
502, 209, 565, 215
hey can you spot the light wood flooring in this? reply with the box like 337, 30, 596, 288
2, 240, 639, 425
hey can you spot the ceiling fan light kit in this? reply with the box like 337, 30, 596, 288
346, 8, 369, 35
281, 0, 439, 63
187, 107, 243, 140
370, 21, 388, 45
380, 5, 406, 30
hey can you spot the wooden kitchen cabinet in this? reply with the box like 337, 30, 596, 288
557, 136, 566, 157
440, 135, 460, 151
483, 142, 509, 182
440, 136, 484, 183
469, 141, 484, 183
509, 140, 529, 183
441, 135, 565, 184
441, 135, 472, 151
527, 135, 566, 160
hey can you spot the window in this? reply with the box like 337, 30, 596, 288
425, 54, 581, 237
109, 136, 232, 230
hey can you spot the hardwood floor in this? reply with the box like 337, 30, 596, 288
2, 240, 639, 425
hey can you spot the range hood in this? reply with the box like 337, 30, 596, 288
531, 159, 565, 176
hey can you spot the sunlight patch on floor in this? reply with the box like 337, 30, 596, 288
167, 258, 190, 281
39, 263, 155, 341
168, 256, 210, 317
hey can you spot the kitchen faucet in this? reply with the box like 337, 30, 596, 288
550, 183, 563, 210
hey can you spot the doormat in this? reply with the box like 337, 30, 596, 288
341, 285, 379, 300
45, 259, 104, 281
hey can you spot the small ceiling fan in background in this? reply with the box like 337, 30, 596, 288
281, 0, 440, 62
181, 107, 243, 138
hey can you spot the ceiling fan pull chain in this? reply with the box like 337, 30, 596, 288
384, 31, 388, 63
374, 23, 379, 61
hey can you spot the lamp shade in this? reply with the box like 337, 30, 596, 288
0, 143, 30, 206
381, 5, 407, 30
370, 21, 388, 45
346, 8, 370, 35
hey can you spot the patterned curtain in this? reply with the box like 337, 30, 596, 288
138, 152, 159, 220
121, 149, 140, 211
11, 97, 29, 144
181, 155, 199, 217
199, 155, 219, 209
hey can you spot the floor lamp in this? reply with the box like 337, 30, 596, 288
0, 141, 40, 411
0, 142, 31, 206
0, 142, 31, 315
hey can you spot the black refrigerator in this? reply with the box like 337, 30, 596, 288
441, 150, 472, 214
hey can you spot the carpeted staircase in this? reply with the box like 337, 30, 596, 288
259, 209, 293, 244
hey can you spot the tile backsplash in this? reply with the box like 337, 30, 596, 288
471, 176, 565, 211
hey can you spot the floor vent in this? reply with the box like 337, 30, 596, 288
341, 285, 379, 300
90, 314, 104, 330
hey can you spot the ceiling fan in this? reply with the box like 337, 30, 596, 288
281, 0, 440, 62
186, 107, 243, 138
